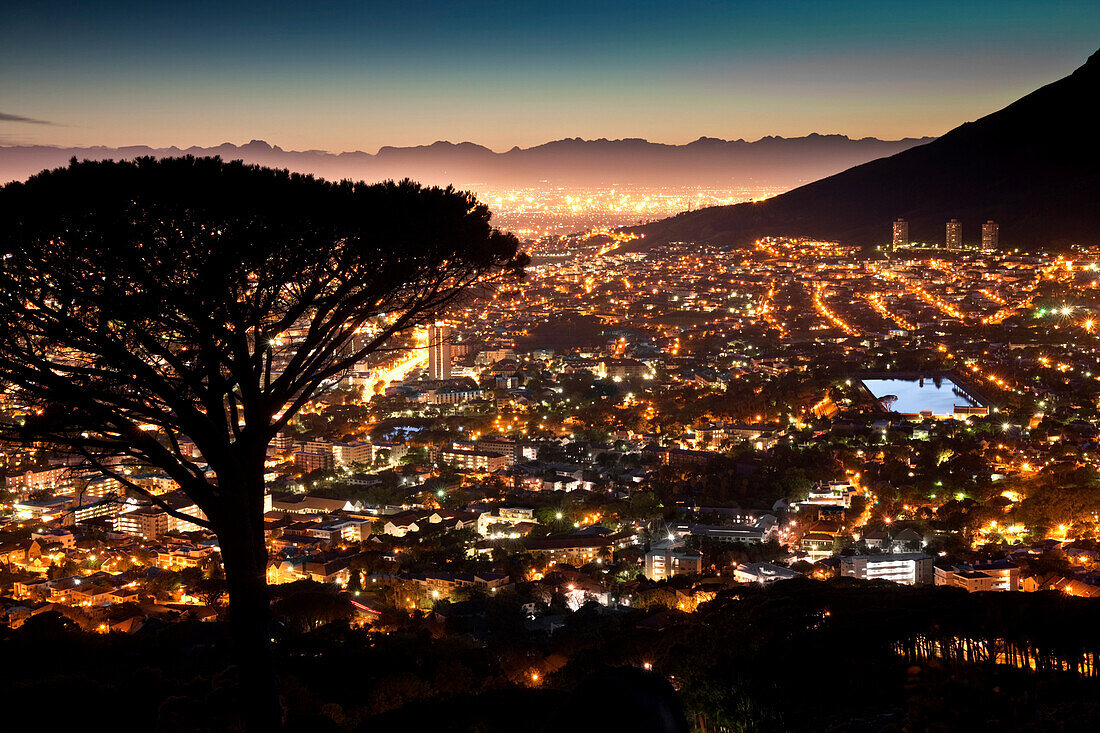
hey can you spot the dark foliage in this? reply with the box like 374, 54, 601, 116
0, 156, 523, 729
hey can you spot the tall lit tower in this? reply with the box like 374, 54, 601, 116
981, 220, 998, 250
427, 323, 452, 380
892, 219, 909, 250
945, 219, 962, 249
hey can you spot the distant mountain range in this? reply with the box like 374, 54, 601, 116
635, 50, 1100, 251
0, 134, 932, 190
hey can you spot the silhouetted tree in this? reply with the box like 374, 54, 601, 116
0, 156, 523, 729
272, 581, 355, 633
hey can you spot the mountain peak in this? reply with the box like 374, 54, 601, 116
2, 133, 933, 188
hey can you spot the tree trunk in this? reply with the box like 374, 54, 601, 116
217, 488, 280, 732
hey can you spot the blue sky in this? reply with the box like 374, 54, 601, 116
1, 1, 1097, 149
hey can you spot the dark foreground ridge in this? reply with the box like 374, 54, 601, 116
635, 49, 1100, 251
4, 579, 1100, 732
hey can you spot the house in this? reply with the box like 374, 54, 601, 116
800, 532, 836, 561
13, 577, 51, 600
1022, 573, 1100, 597
383, 511, 425, 537
861, 528, 889, 550
30, 529, 76, 548
890, 528, 924, 553
268, 557, 307, 585
110, 616, 146, 633
109, 587, 141, 604
0, 539, 33, 566
303, 558, 351, 585
426, 510, 479, 531
70, 584, 119, 607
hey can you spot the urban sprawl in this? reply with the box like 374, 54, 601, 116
5, 216, 1100, 647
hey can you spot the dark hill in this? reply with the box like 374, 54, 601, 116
635, 50, 1100, 251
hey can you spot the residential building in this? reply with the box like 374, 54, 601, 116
294, 451, 335, 473
302, 439, 333, 455
935, 559, 1019, 592
400, 570, 510, 600
13, 497, 71, 521
892, 218, 909, 249
333, 440, 373, 467
644, 546, 703, 581
428, 386, 484, 404
525, 532, 635, 565
438, 448, 508, 472
271, 494, 349, 515
477, 507, 537, 537
946, 218, 962, 248
310, 517, 372, 543
982, 219, 999, 249
670, 523, 770, 545
114, 507, 170, 539
800, 481, 857, 509
428, 323, 452, 380
113, 493, 207, 538
271, 432, 295, 451
839, 553, 933, 585
595, 357, 651, 381
5, 466, 74, 495
30, 528, 75, 548
371, 442, 408, 464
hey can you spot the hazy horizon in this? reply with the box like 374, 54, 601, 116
0, 130, 935, 154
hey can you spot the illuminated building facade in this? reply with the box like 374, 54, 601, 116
946, 219, 962, 248
645, 546, 703, 580
982, 219, 999, 250
839, 553, 933, 585
428, 323, 452, 380
892, 218, 909, 249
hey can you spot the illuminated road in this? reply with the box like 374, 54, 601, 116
864, 292, 915, 331
376, 350, 428, 385
810, 283, 859, 336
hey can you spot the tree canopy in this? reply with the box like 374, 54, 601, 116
0, 156, 522, 521
0, 155, 524, 729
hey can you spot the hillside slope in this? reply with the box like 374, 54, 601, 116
635, 50, 1100, 250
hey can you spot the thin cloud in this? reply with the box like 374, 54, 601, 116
0, 112, 57, 125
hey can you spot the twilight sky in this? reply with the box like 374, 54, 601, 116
2, 1, 1098, 151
